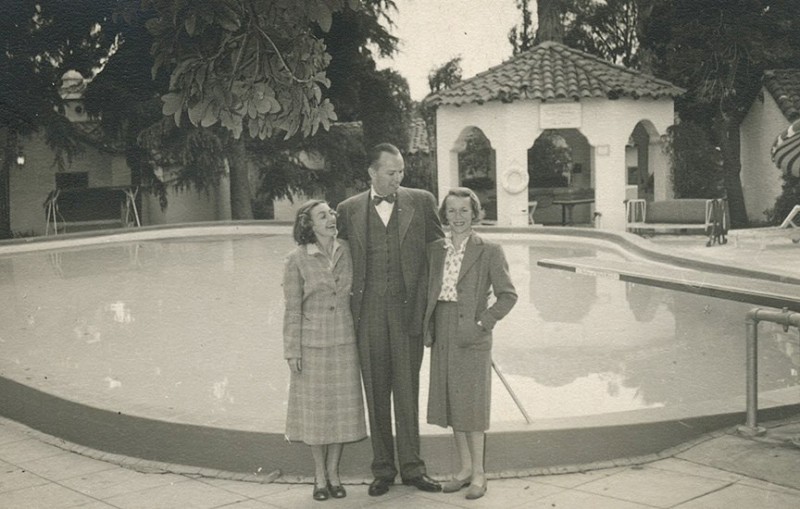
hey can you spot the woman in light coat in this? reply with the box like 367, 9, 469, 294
283, 199, 366, 501
423, 188, 517, 500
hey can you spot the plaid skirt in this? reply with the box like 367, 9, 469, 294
285, 342, 367, 445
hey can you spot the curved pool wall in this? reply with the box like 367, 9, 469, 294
1, 222, 798, 479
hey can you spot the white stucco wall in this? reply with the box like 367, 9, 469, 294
740, 88, 787, 224
435, 97, 675, 230
141, 174, 232, 226
10, 131, 130, 236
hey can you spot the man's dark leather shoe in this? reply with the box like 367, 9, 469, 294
368, 478, 393, 496
402, 474, 442, 492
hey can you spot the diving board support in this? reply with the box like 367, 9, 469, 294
740, 308, 800, 436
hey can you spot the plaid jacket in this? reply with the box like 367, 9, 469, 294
282, 240, 356, 359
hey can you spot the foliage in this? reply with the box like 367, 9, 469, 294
0, 0, 123, 237
0, 0, 119, 167
508, 0, 535, 55
663, 121, 723, 198
145, 0, 362, 140
529, 131, 572, 188
768, 172, 800, 226
641, 0, 800, 226
400, 151, 435, 193
427, 57, 463, 94
457, 128, 494, 182
83, 0, 403, 218
563, 0, 640, 68
249, 120, 366, 203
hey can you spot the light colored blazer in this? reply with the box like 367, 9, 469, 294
422, 233, 517, 351
282, 240, 356, 359
336, 186, 444, 336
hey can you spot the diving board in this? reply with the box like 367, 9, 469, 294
537, 257, 800, 313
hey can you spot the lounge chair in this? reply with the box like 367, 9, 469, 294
729, 205, 800, 248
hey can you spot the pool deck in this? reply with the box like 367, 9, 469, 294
1, 228, 799, 508
2, 414, 798, 508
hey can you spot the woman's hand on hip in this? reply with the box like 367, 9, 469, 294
287, 358, 302, 373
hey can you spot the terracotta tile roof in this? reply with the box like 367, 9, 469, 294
425, 41, 684, 107
763, 69, 800, 121
407, 117, 430, 154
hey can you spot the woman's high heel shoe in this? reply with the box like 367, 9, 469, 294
327, 481, 347, 498
312, 479, 329, 501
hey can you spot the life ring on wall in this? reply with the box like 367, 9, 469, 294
501, 166, 529, 194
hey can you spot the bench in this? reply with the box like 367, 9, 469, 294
626, 198, 729, 245
44, 187, 141, 235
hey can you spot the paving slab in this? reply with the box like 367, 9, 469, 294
0, 459, 50, 493
676, 430, 800, 490
0, 482, 108, 509
576, 465, 731, 508
524, 488, 656, 509
58, 467, 190, 500
101, 478, 247, 509
674, 482, 800, 508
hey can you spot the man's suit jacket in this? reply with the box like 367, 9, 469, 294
422, 233, 518, 351
336, 186, 444, 337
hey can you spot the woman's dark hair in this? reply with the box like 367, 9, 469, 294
438, 187, 482, 225
293, 199, 328, 245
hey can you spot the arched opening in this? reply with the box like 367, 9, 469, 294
452, 127, 497, 221
625, 122, 658, 202
527, 129, 592, 225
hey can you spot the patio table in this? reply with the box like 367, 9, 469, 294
552, 198, 595, 225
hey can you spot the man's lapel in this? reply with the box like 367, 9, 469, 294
350, 191, 370, 250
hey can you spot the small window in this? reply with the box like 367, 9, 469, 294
55, 172, 88, 190
627, 166, 639, 186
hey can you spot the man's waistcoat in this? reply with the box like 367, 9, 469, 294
365, 205, 405, 296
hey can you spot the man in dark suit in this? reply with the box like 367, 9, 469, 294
336, 143, 444, 496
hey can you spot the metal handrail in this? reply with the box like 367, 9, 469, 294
739, 307, 800, 436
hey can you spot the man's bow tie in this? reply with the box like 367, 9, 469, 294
372, 193, 396, 206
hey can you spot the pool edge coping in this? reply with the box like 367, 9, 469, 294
1, 222, 797, 284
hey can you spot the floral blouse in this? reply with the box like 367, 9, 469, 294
437, 234, 468, 302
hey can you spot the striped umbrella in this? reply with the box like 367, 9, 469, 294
771, 117, 800, 176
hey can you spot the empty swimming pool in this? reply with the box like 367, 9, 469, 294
0, 224, 797, 476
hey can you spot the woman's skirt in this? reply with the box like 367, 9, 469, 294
427, 301, 492, 432
285, 342, 367, 445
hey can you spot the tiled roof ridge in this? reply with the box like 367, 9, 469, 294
542, 41, 679, 90
425, 40, 683, 106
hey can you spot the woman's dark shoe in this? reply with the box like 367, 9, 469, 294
441, 476, 471, 493
312, 480, 329, 501
327, 482, 347, 498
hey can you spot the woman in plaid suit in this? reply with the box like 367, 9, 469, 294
283, 199, 367, 501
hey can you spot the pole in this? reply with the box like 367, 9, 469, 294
492, 360, 532, 424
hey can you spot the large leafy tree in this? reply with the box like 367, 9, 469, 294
641, 0, 800, 227
142, 0, 361, 219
